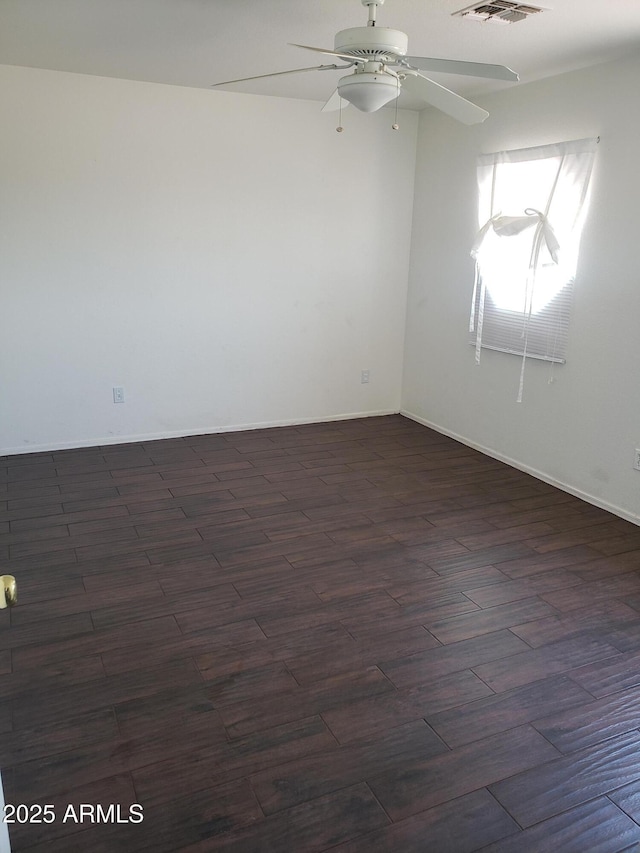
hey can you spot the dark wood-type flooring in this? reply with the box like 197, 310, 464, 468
2, 415, 640, 851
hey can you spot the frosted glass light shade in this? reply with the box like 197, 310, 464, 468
337, 73, 398, 112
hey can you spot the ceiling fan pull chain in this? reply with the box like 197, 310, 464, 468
337, 98, 344, 132
392, 76, 400, 129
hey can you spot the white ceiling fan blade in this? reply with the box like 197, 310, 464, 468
321, 89, 350, 113
212, 64, 345, 87
290, 43, 364, 64
401, 72, 489, 124
401, 57, 519, 82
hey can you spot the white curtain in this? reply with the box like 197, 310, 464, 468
470, 137, 598, 401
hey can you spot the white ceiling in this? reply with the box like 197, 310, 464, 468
1, 0, 640, 111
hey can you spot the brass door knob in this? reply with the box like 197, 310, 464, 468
0, 576, 17, 608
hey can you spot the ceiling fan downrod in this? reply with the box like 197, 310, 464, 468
362, 0, 385, 26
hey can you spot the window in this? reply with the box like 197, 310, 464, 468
469, 137, 597, 400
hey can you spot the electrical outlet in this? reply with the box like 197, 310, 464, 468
361, 370, 370, 384
634, 449, 640, 471
113, 386, 125, 404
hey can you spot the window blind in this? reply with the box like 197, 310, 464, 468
469, 137, 597, 399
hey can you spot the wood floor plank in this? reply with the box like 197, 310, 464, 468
427, 674, 593, 748
90, 582, 242, 631
9, 579, 165, 626
476, 797, 640, 853
471, 635, 620, 692
102, 618, 266, 677
10, 614, 182, 670
203, 661, 299, 708
250, 719, 447, 815
7, 705, 228, 805
0, 650, 11, 675
368, 724, 559, 822
321, 669, 493, 744
11, 658, 204, 729
380, 629, 530, 689
609, 778, 640, 823
539, 573, 640, 611
386, 564, 508, 603
179, 783, 390, 853
567, 646, 640, 697
489, 731, 640, 828
284, 624, 440, 685
132, 715, 339, 805
328, 789, 518, 853
605, 620, 640, 652
0, 653, 106, 700
0, 612, 94, 651
427, 597, 556, 644
495, 545, 602, 578
114, 684, 224, 738
456, 522, 556, 551
510, 600, 640, 647
463, 569, 582, 608
256, 590, 401, 638
424, 543, 537, 576
2, 415, 639, 852
532, 682, 640, 753
218, 666, 394, 738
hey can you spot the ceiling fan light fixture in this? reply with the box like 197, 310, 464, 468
337, 72, 399, 112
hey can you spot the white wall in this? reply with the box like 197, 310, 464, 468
0, 64, 417, 454
5, 56, 638, 524
402, 52, 640, 524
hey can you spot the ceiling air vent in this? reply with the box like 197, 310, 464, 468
453, 2, 545, 24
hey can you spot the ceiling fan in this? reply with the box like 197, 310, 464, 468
212, 0, 519, 125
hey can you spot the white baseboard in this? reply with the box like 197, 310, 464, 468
0, 409, 398, 457
400, 409, 640, 528
6, 407, 637, 529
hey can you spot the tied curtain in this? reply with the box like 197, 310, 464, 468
470, 137, 598, 401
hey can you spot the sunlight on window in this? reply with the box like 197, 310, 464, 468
477, 229, 576, 314
469, 138, 597, 401
477, 155, 588, 314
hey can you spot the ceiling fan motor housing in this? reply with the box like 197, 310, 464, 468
334, 27, 409, 60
